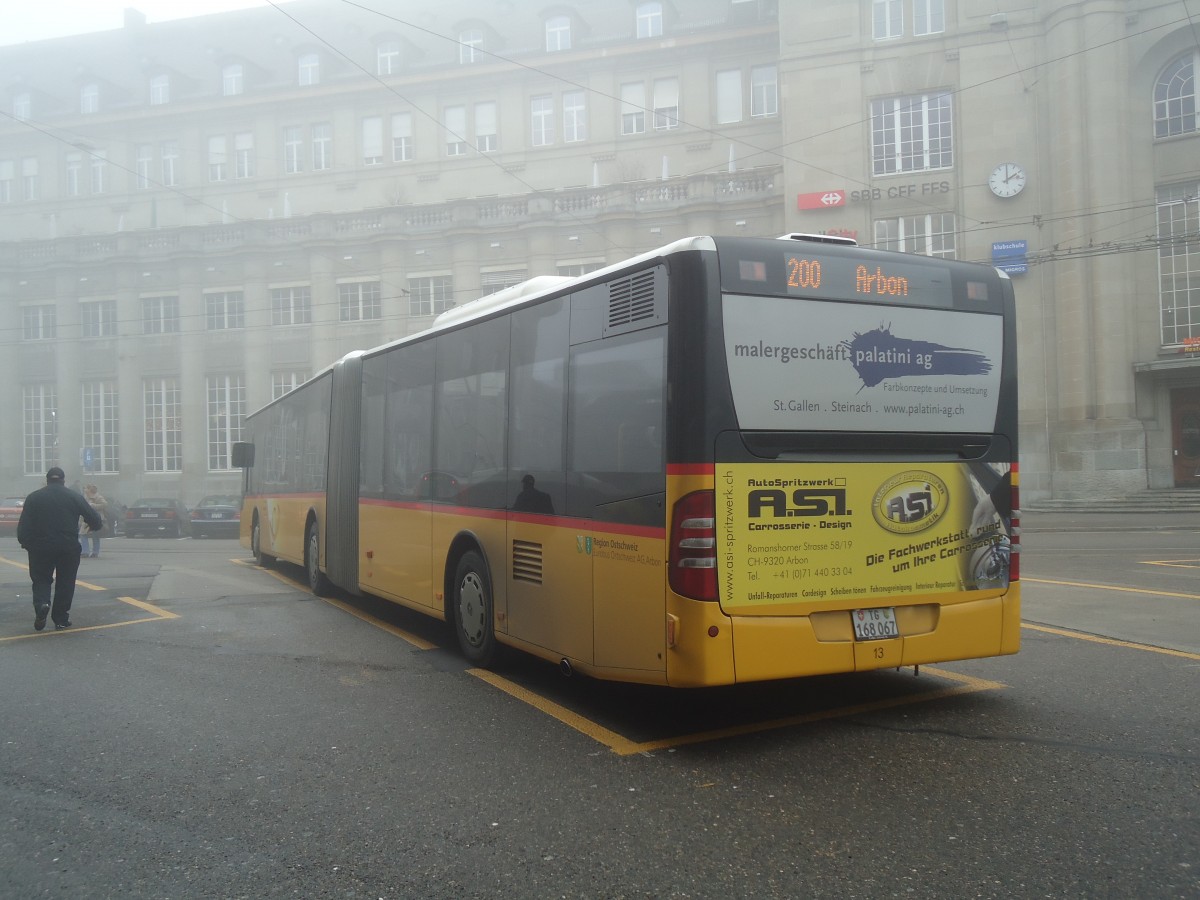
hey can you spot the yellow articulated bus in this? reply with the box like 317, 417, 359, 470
235, 234, 1019, 687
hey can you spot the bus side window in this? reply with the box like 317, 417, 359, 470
384, 340, 434, 501
567, 328, 666, 518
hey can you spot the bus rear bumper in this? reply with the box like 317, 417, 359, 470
723, 590, 1019, 684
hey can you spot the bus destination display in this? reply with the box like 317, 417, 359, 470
782, 251, 953, 307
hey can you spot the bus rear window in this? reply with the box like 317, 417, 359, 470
723, 294, 1003, 433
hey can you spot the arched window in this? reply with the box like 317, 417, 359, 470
80, 83, 99, 114
546, 15, 571, 51
298, 53, 320, 86
222, 64, 243, 97
1154, 51, 1197, 138
636, 3, 663, 39
459, 29, 483, 64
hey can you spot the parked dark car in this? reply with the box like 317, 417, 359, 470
189, 495, 241, 538
0, 496, 23, 536
124, 498, 191, 538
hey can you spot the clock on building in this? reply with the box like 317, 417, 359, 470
988, 163, 1027, 198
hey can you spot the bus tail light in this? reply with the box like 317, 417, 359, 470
669, 490, 717, 601
1009, 471, 1020, 582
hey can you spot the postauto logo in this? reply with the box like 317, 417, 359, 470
871, 470, 948, 534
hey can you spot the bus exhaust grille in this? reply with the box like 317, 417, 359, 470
608, 270, 657, 328
512, 540, 543, 585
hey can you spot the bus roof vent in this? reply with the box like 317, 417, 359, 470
776, 232, 858, 246
605, 268, 664, 336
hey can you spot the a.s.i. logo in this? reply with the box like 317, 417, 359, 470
871, 471, 948, 534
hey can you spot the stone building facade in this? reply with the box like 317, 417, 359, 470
0, 1, 1197, 505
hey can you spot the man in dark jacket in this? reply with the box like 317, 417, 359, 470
18, 467, 103, 631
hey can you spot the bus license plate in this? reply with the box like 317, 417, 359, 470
852, 608, 899, 641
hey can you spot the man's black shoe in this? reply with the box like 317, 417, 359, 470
54, 620, 72, 631
34, 604, 49, 631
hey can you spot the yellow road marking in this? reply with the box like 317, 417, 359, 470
0, 596, 176, 642
1143, 559, 1200, 569
320, 594, 438, 650
0, 554, 110, 591
1021, 623, 1200, 660
231, 556, 439, 650
1024, 576, 1200, 602
471, 666, 1003, 756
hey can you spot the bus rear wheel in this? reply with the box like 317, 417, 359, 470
251, 515, 274, 567
453, 551, 496, 666
306, 521, 332, 597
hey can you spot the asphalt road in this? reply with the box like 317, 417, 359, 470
0, 523, 1196, 899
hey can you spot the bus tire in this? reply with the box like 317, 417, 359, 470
251, 514, 274, 568
452, 551, 496, 666
306, 521, 332, 597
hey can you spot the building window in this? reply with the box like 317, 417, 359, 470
81, 300, 117, 338
653, 78, 680, 129
208, 136, 227, 182
715, 70, 743, 124
136, 144, 153, 189
284, 126, 304, 174
546, 15, 571, 51
913, 0, 945, 36
750, 66, 778, 118
557, 262, 605, 277
481, 269, 527, 295
205, 291, 244, 330
235, 132, 254, 179
475, 102, 497, 153
207, 375, 245, 471
22, 157, 38, 201
13, 92, 31, 120
160, 141, 180, 187
459, 30, 483, 64
23, 305, 57, 341
149, 74, 170, 105
377, 41, 401, 75
636, 3, 663, 39
873, 0, 903, 39
66, 153, 82, 197
1158, 184, 1200, 346
444, 106, 467, 156
144, 377, 182, 473
23, 384, 57, 476
0, 160, 13, 202
408, 275, 454, 316
873, 213, 956, 258
298, 53, 320, 86
392, 113, 414, 161
531, 96, 554, 147
81, 83, 99, 114
272, 371, 309, 400
272, 286, 312, 325
621, 83, 646, 135
362, 116, 384, 165
1154, 52, 1198, 139
339, 281, 382, 321
312, 123, 332, 170
223, 64, 243, 96
142, 296, 180, 334
90, 150, 107, 193
82, 381, 119, 473
871, 92, 953, 175
563, 91, 587, 142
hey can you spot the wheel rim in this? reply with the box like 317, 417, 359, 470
458, 571, 486, 648
251, 520, 260, 558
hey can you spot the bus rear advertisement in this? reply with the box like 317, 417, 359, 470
236, 234, 1018, 687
